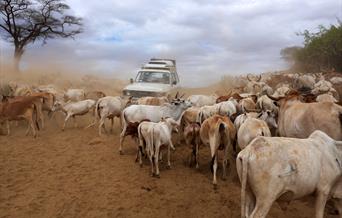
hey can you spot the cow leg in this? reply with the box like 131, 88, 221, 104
6, 120, 10, 135
110, 118, 114, 133
222, 145, 229, 180
98, 117, 105, 136
195, 143, 199, 169
119, 123, 127, 154
62, 114, 71, 131
167, 144, 171, 169
149, 154, 155, 177
25, 120, 31, 136
38, 105, 44, 129
250, 197, 274, 218
315, 190, 330, 218
154, 145, 160, 177
212, 151, 218, 188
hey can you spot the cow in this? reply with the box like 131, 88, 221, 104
330, 77, 342, 85
316, 93, 338, 103
200, 115, 236, 188
52, 99, 96, 130
216, 92, 243, 103
87, 96, 129, 136
256, 95, 278, 114
137, 117, 179, 177
85, 91, 106, 101
237, 131, 342, 218
267, 92, 342, 140
237, 118, 271, 150
187, 94, 217, 107
64, 89, 86, 102
0, 97, 40, 137
183, 122, 201, 168
120, 100, 191, 154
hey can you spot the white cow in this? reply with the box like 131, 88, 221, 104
187, 95, 217, 107
237, 118, 271, 150
52, 99, 96, 130
137, 117, 179, 177
316, 93, 338, 103
64, 89, 85, 102
330, 77, 342, 85
120, 100, 191, 154
237, 130, 342, 218
87, 96, 128, 135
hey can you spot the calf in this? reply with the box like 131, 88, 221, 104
0, 97, 40, 137
200, 115, 236, 187
64, 89, 86, 102
137, 118, 178, 177
237, 131, 342, 218
237, 118, 271, 150
52, 99, 96, 130
183, 122, 201, 168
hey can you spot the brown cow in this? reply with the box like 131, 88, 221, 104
200, 115, 236, 188
268, 91, 342, 140
0, 97, 40, 137
183, 122, 201, 168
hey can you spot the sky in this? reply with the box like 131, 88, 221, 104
0, 0, 341, 87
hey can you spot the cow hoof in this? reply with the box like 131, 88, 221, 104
166, 165, 171, 170
140, 164, 143, 168
119, 150, 123, 155
213, 184, 218, 190
155, 174, 160, 178
222, 177, 227, 181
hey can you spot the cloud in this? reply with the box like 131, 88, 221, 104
0, 0, 341, 86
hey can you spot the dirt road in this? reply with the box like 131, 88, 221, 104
0, 115, 338, 218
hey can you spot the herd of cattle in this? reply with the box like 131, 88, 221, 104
1, 72, 342, 218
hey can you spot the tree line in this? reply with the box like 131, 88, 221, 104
281, 20, 342, 73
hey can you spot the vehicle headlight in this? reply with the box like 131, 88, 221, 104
123, 90, 130, 96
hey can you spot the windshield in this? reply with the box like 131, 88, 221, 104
136, 71, 170, 84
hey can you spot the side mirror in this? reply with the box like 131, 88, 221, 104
130, 78, 134, 84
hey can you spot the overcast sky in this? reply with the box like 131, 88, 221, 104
0, 0, 341, 86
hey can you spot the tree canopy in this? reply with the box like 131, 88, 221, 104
0, 0, 82, 72
281, 20, 342, 72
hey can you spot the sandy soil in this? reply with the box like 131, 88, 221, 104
0, 113, 338, 218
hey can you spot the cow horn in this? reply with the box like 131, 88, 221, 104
266, 93, 281, 101
179, 93, 185, 99
175, 91, 179, 99
256, 74, 262, 82
247, 74, 253, 82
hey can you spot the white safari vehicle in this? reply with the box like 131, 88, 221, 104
122, 58, 180, 98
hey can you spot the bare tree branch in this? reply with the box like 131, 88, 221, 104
0, 0, 82, 71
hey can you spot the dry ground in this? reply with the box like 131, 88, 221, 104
0, 114, 338, 218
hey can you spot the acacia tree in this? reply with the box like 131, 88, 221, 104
0, 0, 82, 72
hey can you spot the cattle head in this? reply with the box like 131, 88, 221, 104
161, 117, 179, 133
258, 110, 278, 129
51, 100, 63, 112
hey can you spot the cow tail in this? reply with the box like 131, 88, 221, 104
95, 100, 101, 123
33, 104, 40, 131
210, 154, 216, 173
239, 155, 248, 218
